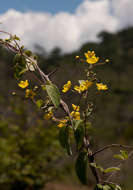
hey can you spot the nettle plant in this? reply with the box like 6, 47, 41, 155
0, 31, 133, 190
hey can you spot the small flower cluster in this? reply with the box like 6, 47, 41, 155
44, 110, 53, 120
57, 119, 68, 128
74, 80, 93, 93
57, 104, 80, 127
70, 104, 80, 120
18, 80, 36, 99
17, 50, 108, 129
25, 89, 36, 99
85, 50, 99, 64
96, 83, 108, 91
18, 80, 29, 88
62, 81, 71, 93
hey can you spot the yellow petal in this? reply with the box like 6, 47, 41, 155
96, 83, 108, 91
72, 104, 80, 111
18, 80, 29, 88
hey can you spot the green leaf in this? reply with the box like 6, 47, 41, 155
85, 105, 93, 117
24, 50, 32, 57
120, 150, 128, 160
113, 154, 124, 160
94, 184, 121, 190
14, 35, 20, 41
74, 121, 84, 149
94, 185, 103, 190
41, 85, 46, 91
75, 151, 88, 184
59, 126, 72, 156
114, 150, 128, 160
90, 163, 104, 172
97, 184, 104, 189
46, 84, 60, 109
36, 99, 44, 108
13, 54, 27, 79
73, 119, 83, 130
104, 167, 120, 173
108, 184, 122, 190
103, 185, 112, 190
94, 186, 103, 190
115, 185, 122, 190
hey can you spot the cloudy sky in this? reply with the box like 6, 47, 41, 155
0, 0, 133, 53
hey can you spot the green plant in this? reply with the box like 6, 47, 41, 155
0, 31, 133, 190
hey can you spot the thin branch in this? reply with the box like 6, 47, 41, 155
48, 68, 58, 78
88, 154, 101, 184
92, 144, 133, 156
0, 32, 73, 127
107, 150, 133, 182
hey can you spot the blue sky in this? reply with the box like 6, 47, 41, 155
0, 0, 132, 53
0, 0, 82, 14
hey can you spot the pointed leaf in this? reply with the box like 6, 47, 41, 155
120, 150, 128, 160
73, 119, 83, 130
36, 99, 44, 108
59, 126, 72, 156
104, 167, 120, 173
46, 84, 60, 109
74, 121, 84, 149
113, 154, 125, 160
75, 151, 88, 184
115, 185, 122, 190
90, 163, 104, 172
13, 54, 27, 79
94, 184, 103, 190
108, 184, 122, 190
103, 185, 112, 190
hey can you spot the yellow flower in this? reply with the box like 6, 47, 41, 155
85, 50, 99, 64
44, 111, 53, 120
18, 80, 29, 88
82, 80, 93, 90
25, 89, 36, 99
62, 81, 71, 93
74, 80, 93, 93
105, 59, 109, 62
75, 55, 79, 59
58, 119, 67, 127
96, 83, 108, 91
73, 85, 81, 93
70, 111, 80, 120
72, 104, 80, 111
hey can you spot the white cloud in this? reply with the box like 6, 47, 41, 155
0, 0, 133, 53
112, 0, 133, 29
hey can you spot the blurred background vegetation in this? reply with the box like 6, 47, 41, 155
0, 27, 133, 190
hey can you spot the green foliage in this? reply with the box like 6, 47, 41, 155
104, 167, 120, 174
0, 27, 133, 190
59, 126, 72, 156
74, 121, 84, 149
46, 83, 60, 109
0, 116, 64, 190
75, 150, 88, 185
94, 184, 122, 190
114, 150, 128, 160
13, 54, 27, 79
90, 163, 104, 173
36, 99, 44, 108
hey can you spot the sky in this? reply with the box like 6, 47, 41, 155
0, 0, 82, 14
0, 0, 133, 53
